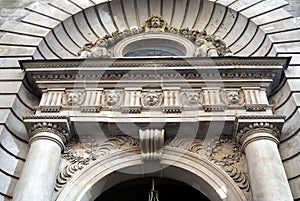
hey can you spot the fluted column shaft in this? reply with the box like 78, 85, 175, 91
14, 122, 68, 201
237, 122, 293, 201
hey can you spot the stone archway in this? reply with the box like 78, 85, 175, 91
56, 146, 247, 201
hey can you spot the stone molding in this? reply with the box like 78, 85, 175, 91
23, 116, 71, 150
234, 116, 285, 150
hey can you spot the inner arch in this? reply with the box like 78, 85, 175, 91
95, 177, 210, 201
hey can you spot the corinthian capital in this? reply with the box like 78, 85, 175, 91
234, 116, 285, 149
23, 116, 71, 150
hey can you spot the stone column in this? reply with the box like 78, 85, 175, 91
14, 121, 70, 201
235, 119, 293, 201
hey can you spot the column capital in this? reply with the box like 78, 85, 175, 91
234, 116, 285, 150
23, 116, 72, 150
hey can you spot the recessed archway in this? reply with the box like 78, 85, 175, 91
56, 147, 246, 201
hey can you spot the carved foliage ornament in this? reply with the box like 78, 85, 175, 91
78, 15, 232, 58
235, 122, 280, 145
30, 122, 69, 142
55, 136, 139, 191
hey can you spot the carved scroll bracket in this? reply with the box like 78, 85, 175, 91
139, 129, 164, 162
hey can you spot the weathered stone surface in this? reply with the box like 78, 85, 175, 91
26, 2, 70, 21
0, 147, 24, 178
283, 154, 300, 179
281, 108, 300, 141
0, 125, 29, 159
251, 9, 292, 26
289, 177, 300, 199
280, 131, 300, 160
21, 12, 60, 29
205, 4, 227, 35
0, 171, 18, 197
49, 0, 81, 15
0, 21, 49, 37
240, 0, 288, 19
0, 33, 42, 46
275, 93, 300, 120
0, 45, 35, 57
229, 0, 262, 12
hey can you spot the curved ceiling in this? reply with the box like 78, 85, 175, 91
1, 0, 295, 60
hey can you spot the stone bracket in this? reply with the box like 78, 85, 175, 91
139, 129, 164, 162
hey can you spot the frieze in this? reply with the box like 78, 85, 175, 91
37, 87, 270, 113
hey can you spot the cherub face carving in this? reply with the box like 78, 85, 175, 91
145, 93, 159, 106
186, 92, 199, 105
66, 92, 84, 106
151, 17, 161, 28
227, 91, 240, 104
106, 92, 119, 106
142, 92, 162, 107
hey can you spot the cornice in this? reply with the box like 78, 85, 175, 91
20, 57, 290, 70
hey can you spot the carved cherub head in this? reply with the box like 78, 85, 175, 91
151, 16, 161, 28
142, 92, 162, 107
105, 91, 120, 106
221, 90, 244, 106
65, 91, 84, 106
182, 91, 202, 107
145, 15, 167, 32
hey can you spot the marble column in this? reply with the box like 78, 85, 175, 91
13, 122, 68, 201
236, 122, 293, 201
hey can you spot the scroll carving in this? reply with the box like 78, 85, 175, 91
55, 136, 140, 191
205, 136, 250, 192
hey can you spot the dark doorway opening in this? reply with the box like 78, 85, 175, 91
95, 177, 210, 201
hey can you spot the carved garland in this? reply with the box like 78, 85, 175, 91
78, 15, 232, 58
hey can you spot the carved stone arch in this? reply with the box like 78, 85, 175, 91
56, 146, 246, 201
